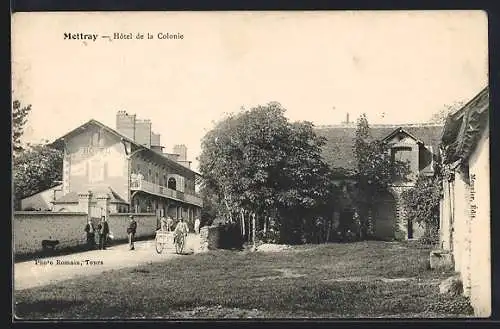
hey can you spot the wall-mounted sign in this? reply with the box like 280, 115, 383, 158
70, 147, 111, 161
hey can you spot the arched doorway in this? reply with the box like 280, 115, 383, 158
373, 190, 397, 240
167, 177, 177, 190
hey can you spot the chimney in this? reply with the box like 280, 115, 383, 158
116, 110, 136, 141
346, 113, 350, 124
173, 144, 187, 161
135, 119, 152, 148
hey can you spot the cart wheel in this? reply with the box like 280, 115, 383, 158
155, 235, 164, 254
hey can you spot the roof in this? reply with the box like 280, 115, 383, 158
53, 187, 128, 204
316, 123, 444, 172
20, 184, 63, 200
49, 119, 201, 176
441, 87, 489, 164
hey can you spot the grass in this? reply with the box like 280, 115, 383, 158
14, 240, 474, 319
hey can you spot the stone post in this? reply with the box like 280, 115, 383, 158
96, 194, 110, 219
78, 191, 92, 217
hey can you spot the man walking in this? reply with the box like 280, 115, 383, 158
127, 215, 138, 250
84, 219, 96, 250
97, 216, 110, 250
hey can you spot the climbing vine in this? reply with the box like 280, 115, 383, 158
401, 165, 443, 244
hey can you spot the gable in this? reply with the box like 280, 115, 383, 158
383, 128, 421, 146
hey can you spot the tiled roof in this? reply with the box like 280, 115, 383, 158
53, 187, 128, 204
49, 119, 201, 176
441, 87, 489, 164
315, 123, 444, 172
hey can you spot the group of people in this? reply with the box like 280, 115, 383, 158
160, 215, 201, 235
84, 215, 138, 251
84, 214, 202, 251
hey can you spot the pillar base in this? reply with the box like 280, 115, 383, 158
430, 249, 454, 270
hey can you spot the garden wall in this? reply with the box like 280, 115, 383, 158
13, 211, 158, 258
13, 211, 88, 256
106, 213, 159, 241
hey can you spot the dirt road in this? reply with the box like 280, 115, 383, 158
14, 234, 202, 291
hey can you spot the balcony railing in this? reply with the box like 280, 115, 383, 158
130, 178, 203, 207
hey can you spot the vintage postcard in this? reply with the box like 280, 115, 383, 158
11, 11, 490, 320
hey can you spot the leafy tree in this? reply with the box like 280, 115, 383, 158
12, 100, 32, 155
429, 101, 465, 124
13, 144, 63, 206
198, 102, 336, 244
353, 114, 410, 239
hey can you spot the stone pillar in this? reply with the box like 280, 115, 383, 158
96, 194, 110, 218
411, 145, 419, 181
440, 178, 452, 251
78, 191, 92, 216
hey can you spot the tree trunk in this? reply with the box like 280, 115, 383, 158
240, 209, 245, 237
252, 213, 256, 250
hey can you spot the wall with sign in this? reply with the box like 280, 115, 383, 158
467, 128, 490, 317
65, 124, 129, 201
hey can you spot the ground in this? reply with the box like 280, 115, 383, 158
14, 239, 474, 319
14, 234, 201, 291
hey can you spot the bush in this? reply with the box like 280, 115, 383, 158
217, 222, 244, 250
402, 174, 441, 240
256, 229, 280, 244
418, 225, 440, 246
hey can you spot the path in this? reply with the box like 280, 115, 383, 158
14, 234, 202, 291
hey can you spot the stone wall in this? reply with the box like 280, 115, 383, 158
198, 226, 220, 251
13, 211, 158, 257
105, 213, 158, 241
14, 211, 88, 256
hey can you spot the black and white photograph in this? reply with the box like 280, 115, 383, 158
11, 11, 490, 320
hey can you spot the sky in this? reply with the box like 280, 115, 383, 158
12, 11, 488, 171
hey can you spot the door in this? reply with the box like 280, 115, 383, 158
373, 191, 397, 240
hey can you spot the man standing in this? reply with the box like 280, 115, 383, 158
84, 219, 96, 249
97, 216, 110, 250
160, 215, 168, 231
127, 215, 138, 250
166, 216, 174, 232
194, 217, 201, 234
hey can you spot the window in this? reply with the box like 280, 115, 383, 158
392, 147, 413, 181
168, 177, 177, 190
393, 147, 412, 163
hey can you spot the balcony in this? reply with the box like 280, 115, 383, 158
130, 178, 203, 207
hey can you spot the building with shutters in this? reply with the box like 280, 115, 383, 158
315, 115, 443, 240
49, 111, 203, 221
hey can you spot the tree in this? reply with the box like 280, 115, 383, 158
13, 144, 63, 206
429, 101, 465, 124
198, 102, 336, 244
353, 114, 410, 239
12, 100, 32, 155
